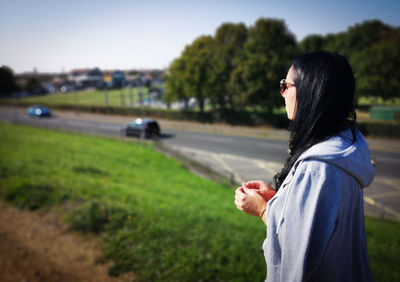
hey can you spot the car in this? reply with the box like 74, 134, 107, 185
121, 118, 160, 139
27, 105, 52, 117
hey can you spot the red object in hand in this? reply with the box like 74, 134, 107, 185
242, 181, 276, 203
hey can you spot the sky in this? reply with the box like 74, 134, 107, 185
0, 0, 399, 74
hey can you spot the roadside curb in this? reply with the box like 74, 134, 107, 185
154, 142, 239, 185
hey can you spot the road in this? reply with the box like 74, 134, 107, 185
0, 107, 399, 221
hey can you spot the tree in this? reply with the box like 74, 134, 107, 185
210, 22, 248, 110
164, 57, 188, 106
351, 42, 400, 102
299, 34, 325, 53
0, 65, 18, 97
236, 18, 298, 112
299, 19, 400, 103
322, 19, 395, 57
334, 20, 400, 102
24, 76, 42, 92
181, 35, 215, 113
165, 35, 215, 113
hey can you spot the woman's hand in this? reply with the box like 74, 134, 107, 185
243, 180, 276, 203
234, 186, 267, 217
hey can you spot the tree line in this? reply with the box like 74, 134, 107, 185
164, 18, 400, 113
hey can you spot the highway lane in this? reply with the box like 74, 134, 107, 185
0, 110, 121, 137
161, 128, 289, 164
160, 128, 399, 180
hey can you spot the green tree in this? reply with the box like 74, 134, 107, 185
166, 35, 215, 112
211, 23, 248, 110
0, 65, 18, 97
182, 35, 215, 113
351, 42, 400, 102
164, 57, 188, 106
299, 34, 325, 53
24, 77, 42, 92
236, 18, 297, 112
322, 20, 393, 60
299, 20, 399, 103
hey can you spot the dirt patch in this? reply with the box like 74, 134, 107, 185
0, 202, 134, 282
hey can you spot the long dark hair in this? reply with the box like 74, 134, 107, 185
273, 51, 357, 190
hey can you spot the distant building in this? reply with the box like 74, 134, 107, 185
151, 77, 164, 88
103, 70, 126, 88
69, 68, 103, 89
125, 70, 141, 86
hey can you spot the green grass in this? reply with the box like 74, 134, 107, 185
365, 217, 400, 281
0, 122, 266, 281
0, 122, 399, 281
8, 87, 151, 107
358, 96, 400, 107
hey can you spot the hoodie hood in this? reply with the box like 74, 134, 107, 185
273, 128, 374, 237
296, 128, 374, 188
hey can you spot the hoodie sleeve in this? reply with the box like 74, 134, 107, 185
273, 159, 341, 282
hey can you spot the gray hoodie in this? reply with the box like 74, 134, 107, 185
264, 129, 374, 282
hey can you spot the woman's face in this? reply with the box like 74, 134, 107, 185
283, 66, 297, 120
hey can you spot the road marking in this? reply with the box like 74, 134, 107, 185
364, 196, 400, 220
374, 177, 400, 190
175, 146, 283, 184
211, 153, 244, 184
364, 196, 376, 206
255, 160, 279, 176
372, 191, 400, 199
175, 146, 282, 166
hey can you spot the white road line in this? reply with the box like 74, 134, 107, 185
364, 196, 400, 220
176, 146, 282, 166
174, 145, 282, 181
255, 160, 278, 176
211, 153, 244, 184
374, 177, 400, 190
372, 191, 400, 199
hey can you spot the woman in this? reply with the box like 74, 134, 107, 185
235, 51, 374, 282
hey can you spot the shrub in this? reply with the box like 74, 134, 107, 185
67, 201, 135, 234
358, 121, 400, 139
4, 183, 55, 210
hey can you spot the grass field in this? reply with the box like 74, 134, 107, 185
11, 87, 151, 107
358, 96, 400, 107
0, 122, 399, 281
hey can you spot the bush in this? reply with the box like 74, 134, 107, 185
358, 121, 400, 139
67, 201, 135, 234
4, 183, 55, 210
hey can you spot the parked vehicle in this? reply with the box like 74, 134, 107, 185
27, 105, 52, 117
121, 118, 160, 139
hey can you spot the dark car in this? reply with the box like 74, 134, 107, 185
27, 105, 52, 117
121, 118, 160, 138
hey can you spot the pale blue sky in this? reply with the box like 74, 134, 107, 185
0, 0, 398, 73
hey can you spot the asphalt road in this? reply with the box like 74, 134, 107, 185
161, 128, 400, 180
162, 129, 289, 164
1, 107, 399, 221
